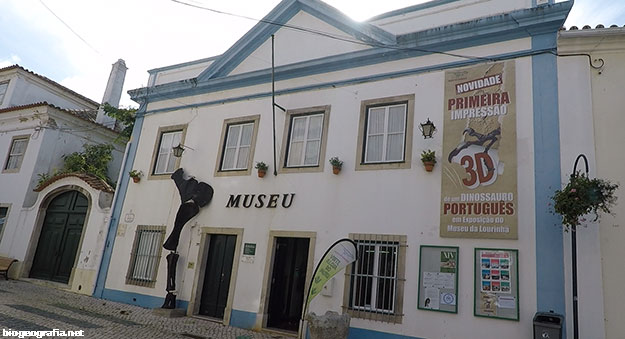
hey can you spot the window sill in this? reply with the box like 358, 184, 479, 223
214, 168, 252, 177
354, 161, 411, 171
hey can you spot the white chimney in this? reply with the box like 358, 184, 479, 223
96, 59, 128, 128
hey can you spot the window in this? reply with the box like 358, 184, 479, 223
149, 125, 186, 177
222, 123, 254, 170
3, 136, 29, 172
365, 104, 406, 163
355, 95, 414, 171
0, 206, 8, 242
280, 106, 331, 173
126, 225, 166, 287
0, 81, 9, 105
344, 234, 406, 323
215, 115, 260, 177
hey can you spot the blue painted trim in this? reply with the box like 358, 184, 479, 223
197, 0, 395, 81
367, 0, 459, 22
148, 55, 221, 74
93, 104, 146, 298
102, 288, 189, 310
141, 48, 552, 117
532, 32, 566, 334
130, 2, 572, 104
229, 310, 256, 329
348, 327, 424, 339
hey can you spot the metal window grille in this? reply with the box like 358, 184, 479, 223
345, 234, 406, 323
126, 226, 165, 287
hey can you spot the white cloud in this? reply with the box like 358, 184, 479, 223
0, 55, 22, 68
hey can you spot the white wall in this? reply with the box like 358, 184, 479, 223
107, 48, 542, 338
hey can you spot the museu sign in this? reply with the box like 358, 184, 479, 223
226, 193, 295, 209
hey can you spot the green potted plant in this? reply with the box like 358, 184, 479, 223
421, 150, 436, 172
329, 157, 343, 175
552, 172, 618, 229
129, 169, 143, 183
255, 161, 268, 178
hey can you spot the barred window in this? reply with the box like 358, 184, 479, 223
126, 226, 165, 287
0, 206, 8, 241
344, 234, 406, 323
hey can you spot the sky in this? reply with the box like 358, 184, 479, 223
1, 0, 624, 108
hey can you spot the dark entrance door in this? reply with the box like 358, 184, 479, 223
30, 190, 88, 284
199, 234, 236, 318
267, 237, 310, 332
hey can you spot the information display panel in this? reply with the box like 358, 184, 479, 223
474, 248, 519, 320
417, 245, 459, 313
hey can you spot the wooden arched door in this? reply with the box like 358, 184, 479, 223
30, 190, 88, 283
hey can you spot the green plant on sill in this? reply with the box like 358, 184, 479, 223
329, 156, 343, 169
128, 170, 143, 178
551, 172, 618, 228
421, 149, 436, 163
255, 161, 268, 171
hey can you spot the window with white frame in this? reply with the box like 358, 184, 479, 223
126, 226, 165, 287
153, 130, 182, 175
344, 234, 406, 323
221, 122, 254, 171
0, 206, 8, 241
364, 103, 407, 163
4, 136, 28, 171
0, 81, 9, 105
286, 113, 324, 167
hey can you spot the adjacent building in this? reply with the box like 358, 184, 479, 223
93, 1, 621, 338
0, 63, 125, 296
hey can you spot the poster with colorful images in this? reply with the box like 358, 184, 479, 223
440, 61, 518, 239
474, 248, 519, 320
418, 246, 459, 313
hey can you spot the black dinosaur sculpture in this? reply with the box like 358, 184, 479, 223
162, 168, 214, 309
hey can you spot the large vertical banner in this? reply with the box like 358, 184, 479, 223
441, 62, 517, 239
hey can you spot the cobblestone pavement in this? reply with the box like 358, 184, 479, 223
0, 280, 288, 339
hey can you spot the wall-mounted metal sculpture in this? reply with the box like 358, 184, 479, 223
162, 168, 214, 309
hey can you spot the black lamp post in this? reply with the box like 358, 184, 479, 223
570, 154, 588, 339
419, 118, 436, 139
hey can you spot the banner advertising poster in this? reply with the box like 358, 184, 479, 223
441, 61, 518, 239
306, 239, 358, 307
418, 246, 459, 313
474, 248, 519, 320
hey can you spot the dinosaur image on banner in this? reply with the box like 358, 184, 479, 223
440, 61, 517, 239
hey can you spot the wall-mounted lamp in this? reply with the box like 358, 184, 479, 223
419, 118, 437, 139
172, 143, 194, 157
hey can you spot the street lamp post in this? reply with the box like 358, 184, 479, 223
570, 153, 588, 339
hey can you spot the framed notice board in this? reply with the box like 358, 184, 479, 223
474, 248, 519, 320
417, 245, 459, 313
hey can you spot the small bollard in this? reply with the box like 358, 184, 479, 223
306, 311, 350, 339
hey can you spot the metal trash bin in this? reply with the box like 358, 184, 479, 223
533, 311, 564, 339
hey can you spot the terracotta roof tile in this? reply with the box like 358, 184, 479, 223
34, 172, 114, 193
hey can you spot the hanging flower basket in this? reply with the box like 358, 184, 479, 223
551, 172, 618, 228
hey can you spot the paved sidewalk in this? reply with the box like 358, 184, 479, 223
0, 280, 287, 339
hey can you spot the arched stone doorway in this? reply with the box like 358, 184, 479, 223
29, 190, 88, 284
